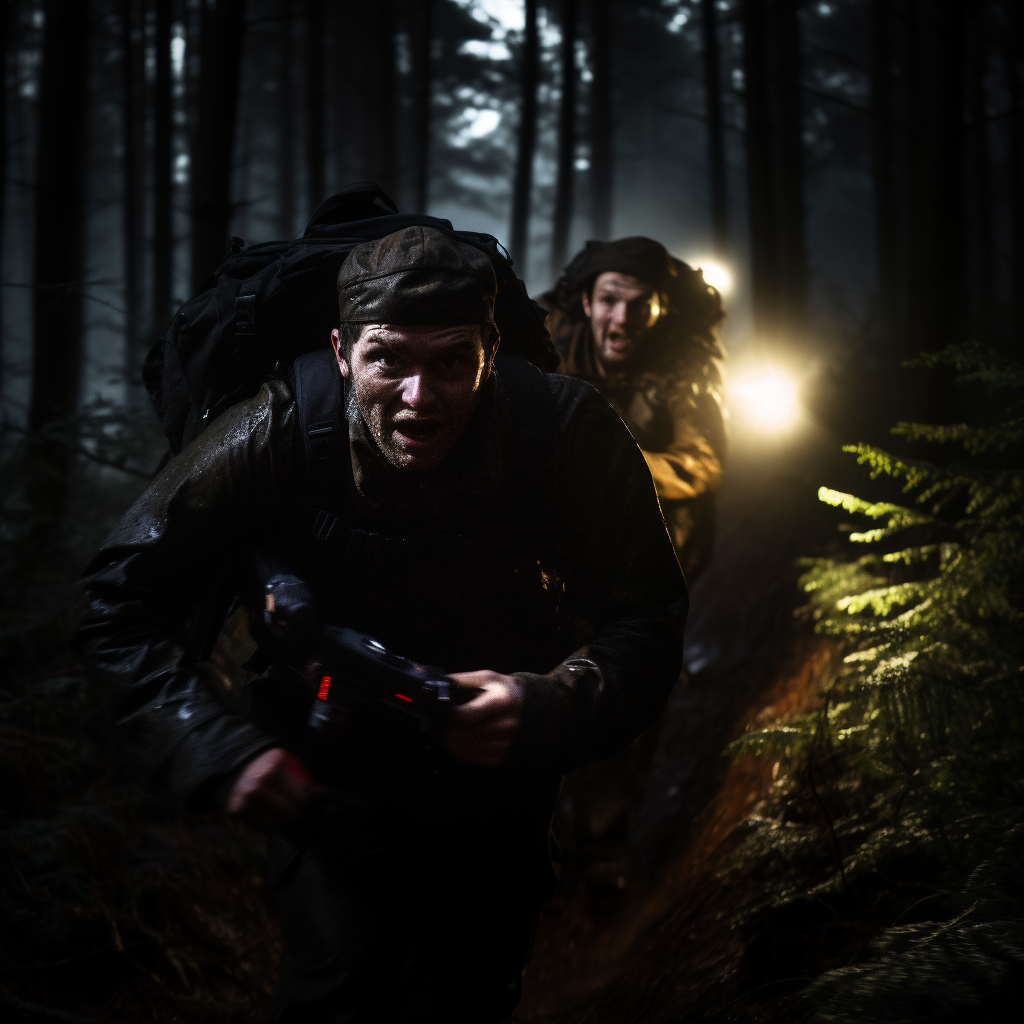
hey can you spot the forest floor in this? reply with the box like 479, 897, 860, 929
514, 414, 849, 1023
2, 410, 851, 1023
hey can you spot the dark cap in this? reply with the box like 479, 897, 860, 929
568, 236, 678, 296
337, 225, 497, 325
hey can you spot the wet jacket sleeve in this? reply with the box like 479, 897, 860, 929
513, 377, 688, 774
76, 382, 296, 808
640, 381, 724, 502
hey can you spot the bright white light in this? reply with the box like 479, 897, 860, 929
460, 108, 501, 139
171, 27, 185, 79
731, 367, 800, 433
690, 258, 733, 295
455, 0, 524, 32
459, 39, 512, 60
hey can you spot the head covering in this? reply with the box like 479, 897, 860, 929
566, 237, 678, 296
337, 225, 497, 325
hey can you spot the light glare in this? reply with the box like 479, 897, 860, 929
731, 368, 800, 432
691, 258, 733, 295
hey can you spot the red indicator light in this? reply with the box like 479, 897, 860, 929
394, 693, 413, 703
318, 676, 331, 701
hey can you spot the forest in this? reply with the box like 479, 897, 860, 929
1, 0, 1022, 1021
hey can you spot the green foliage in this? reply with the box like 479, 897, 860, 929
805, 825, 1024, 1023
725, 344, 1024, 1017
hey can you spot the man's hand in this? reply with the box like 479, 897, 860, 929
445, 671, 523, 767
222, 747, 319, 831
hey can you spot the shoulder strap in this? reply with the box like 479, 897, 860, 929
292, 348, 346, 538
493, 353, 559, 497
291, 348, 410, 562
293, 350, 559, 548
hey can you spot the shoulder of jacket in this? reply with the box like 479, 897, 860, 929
542, 371, 623, 431
191, 379, 297, 455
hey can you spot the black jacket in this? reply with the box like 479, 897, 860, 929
77, 366, 687, 829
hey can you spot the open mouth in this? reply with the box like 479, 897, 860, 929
392, 418, 442, 447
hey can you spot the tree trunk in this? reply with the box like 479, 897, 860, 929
741, 0, 778, 343
306, 0, 325, 212
589, 0, 612, 240
190, 0, 246, 292
773, 0, 807, 343
346, 0, 396, 198
906, 0, 966, 357
701, 0, 728, 257
278, 0, 296, 237
28, 0, 90, 513
870, 0, 899, 346
509, 0, 538, 271
30, 0, 90, 435
1003, 0, 1022, 339
122, 0, 146, 394
551, 0, 577, 278
152, 0, 173, 332
966, 1, 993, 342
413, 0, 434, 214
369, 0, 396, 198
0, 0, 10, 385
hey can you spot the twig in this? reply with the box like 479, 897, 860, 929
806, 752, 848, 893
0, 985, 97, 1024
1, 421, 154, 481
709, 975, 813, 1019
1, 281, 127, 317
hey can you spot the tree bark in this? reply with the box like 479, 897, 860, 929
345, 0, 396, 198
370, 0, 396, 198
122, 0, 146, 392
701, 0, 728, 257
906, 0, 966, 357
277, 0, 295, 237
152, 0, 173, 332
551, 0, 577, 278
589, 0, 612, 240
509, 0, 538, 270
413, 0, 434, 214
0, 0, 10, 384
30, 0, 90, 436
741, 0, 778, 342
1003, 0, 1022, 338
870, 0, 899, 346
773, 0, 807, 343
190, 0, 246, 292
306, 0, 325, 211
966, 1, 993, 341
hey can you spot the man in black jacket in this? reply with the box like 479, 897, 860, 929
79, 226, 686, 1023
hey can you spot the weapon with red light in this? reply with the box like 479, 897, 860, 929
262, 574, 480, 738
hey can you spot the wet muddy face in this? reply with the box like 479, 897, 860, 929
335, 323, 491, 473
582, 271, 662, 371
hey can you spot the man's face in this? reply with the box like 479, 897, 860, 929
332, 323, 493, 473
581, 271, 662, 370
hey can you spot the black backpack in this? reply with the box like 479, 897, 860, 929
143, 181, 559, 457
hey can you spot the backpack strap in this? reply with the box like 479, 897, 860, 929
493, 353, 558, 499
292, 348, 348, 541
292, 349, 417, 561
292, 349, 559, 552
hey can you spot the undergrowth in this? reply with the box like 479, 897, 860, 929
723, 343, 1024, 1022
0, 420, 279, 1022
